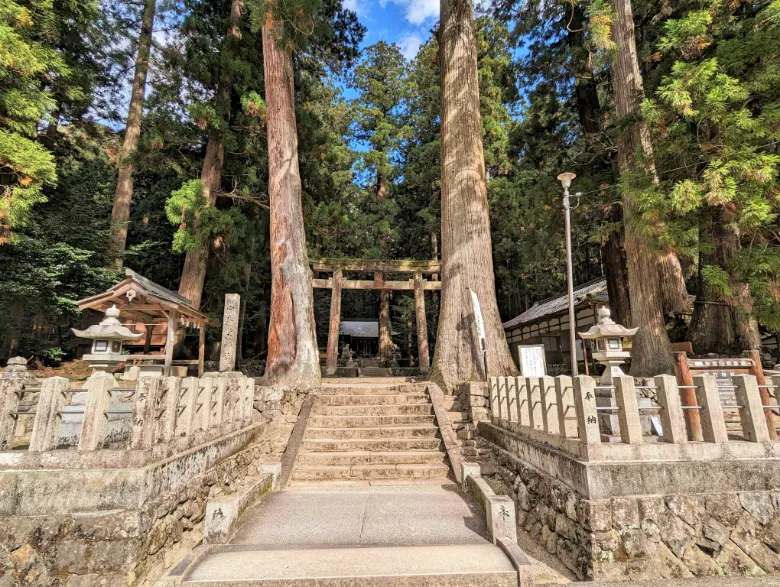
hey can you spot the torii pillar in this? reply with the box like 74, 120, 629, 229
325, 268, 343, 375
414, 272, 430, 372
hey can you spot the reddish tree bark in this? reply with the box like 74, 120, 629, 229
262, 13, 320, 386
609, 0, 674, 375
109, 0, 156, 268
178, 0, 243, 309
430, 0, 518, 391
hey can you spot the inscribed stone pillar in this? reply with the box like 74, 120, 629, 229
219, 294, 241, 372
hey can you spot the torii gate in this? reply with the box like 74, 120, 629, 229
310, 259, 441, 375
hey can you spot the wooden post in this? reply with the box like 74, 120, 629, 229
164, 311, 177, 376
30, 377, 69, 452
673, 351, 703, 441
749, 349, 776, 440
144, 324, 155, 354
326, 268, 343, 376
198, 326, 206, 377
414, 272, 430, 372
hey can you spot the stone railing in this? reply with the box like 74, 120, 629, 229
0, 370, 255, 458
487, 373, 780, 461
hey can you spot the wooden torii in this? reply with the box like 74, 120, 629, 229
311, 259, 441, 375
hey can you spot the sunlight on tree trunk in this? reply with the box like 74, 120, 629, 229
430, 0, 518, 391
262, 12, 320, 386
110, 0, 156, 269
609, 0, 674, 375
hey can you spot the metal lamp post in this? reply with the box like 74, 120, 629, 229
557, 172, 578, 376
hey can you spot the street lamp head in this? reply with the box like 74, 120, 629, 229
557, 172, 576, 190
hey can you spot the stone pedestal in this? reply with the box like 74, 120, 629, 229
219, 294, 241, 373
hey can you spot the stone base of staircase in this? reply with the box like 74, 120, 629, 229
290, 382, 452, 484
182, 544, 517, 586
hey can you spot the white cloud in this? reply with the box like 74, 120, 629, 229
398, 33, 423, 60
387, 0, 439, 25
343, 0, 365, 15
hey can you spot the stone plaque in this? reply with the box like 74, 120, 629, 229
517, 344, 546, 377
219, 293, 241, 372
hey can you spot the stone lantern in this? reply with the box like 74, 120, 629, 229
72, 305, 143, 373
579, 307, 638, 383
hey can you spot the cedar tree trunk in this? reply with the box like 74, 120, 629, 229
430, 0, 518, 391
261, 14, 320, 386
178, 0, 243, 309
109, 0, 156, 268
688, 206, 761, 354
609, 0, 674, 375
602, 206, 632, 327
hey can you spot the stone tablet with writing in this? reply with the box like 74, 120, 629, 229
518, 345, 546, 377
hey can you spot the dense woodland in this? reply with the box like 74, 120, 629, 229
1, 0, 779, 382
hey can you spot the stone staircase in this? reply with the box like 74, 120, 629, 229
291, 381, 452, 482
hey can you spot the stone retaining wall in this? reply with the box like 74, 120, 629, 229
0, 382, 310, 587
476, 423, 780, 581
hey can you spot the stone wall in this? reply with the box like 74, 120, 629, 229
0, 382, 311, 587
476, 423, 780, 581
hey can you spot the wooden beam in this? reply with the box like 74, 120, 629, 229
310, 258, 441, 274
164, 310, 177, 376
414, 272, 430, 373
312, 278, 441, 291
198, 327, 206, 377
326, 268, 343, 376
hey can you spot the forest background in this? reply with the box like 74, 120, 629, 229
1, 0, 779, 370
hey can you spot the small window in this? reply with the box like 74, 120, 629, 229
597, 339, 606, 351
94, 340, 108, 353
608, 338, 621, 350
111, 340, 122, 353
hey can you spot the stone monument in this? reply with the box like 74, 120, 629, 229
219, 293, 241, 372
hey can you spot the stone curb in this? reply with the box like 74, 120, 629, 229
203, 465, 279, 545
462, 461, 518, 544
156, 544, 212, 587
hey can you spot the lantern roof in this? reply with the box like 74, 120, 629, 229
579, 307, 638, 339
72, 305, 144, 342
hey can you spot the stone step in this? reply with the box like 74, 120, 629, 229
297, 450, 448, 467
312, 404, 434, 417
318, 386, 428, 395
291, 463, 451, 481
317, 394, 430, 406
302, 437, 442, 452
308, 414, 436, 427
305, 425, 440, 440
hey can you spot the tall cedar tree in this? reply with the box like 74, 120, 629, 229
259, 4, 319, 386
349, 41, 411, 361
177, 0, 245, 309
109, 0, 156, 268
608, 0, 675, 375
432, 0, 518, 390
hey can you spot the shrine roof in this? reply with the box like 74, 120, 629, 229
503, 278, 608, 331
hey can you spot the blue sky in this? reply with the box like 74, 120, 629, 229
344, 0, 440, 59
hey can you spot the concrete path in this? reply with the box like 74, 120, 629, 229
231, 484, 489, 547
183, 483, 518, 586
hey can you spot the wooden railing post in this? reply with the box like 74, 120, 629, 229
555, 376, 577, 438
573, 376, 601, 445
614, 376, 643, 444
733, 375, 770, 443
130, 377, 161, 448
692, 374, 728, 443
79, 372, 117, 451
750, 349, 776, 440
654, 375, 687, 444
30, 377, 68, 451
674, 351, 703, 441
